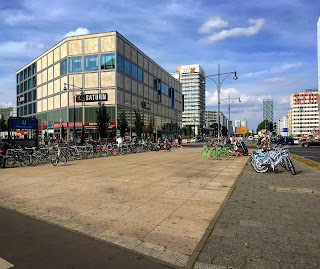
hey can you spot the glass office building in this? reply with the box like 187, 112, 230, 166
16, 31, 182, 139
263, 99, 274, 123
171, 64, 205, 135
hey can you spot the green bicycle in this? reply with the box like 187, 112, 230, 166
201, 145, 230, 160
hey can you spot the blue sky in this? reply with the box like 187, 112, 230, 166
0, 0, 319, 129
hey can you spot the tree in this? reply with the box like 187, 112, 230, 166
186, 125, 192, 136
0, 116, 8, 131
134, 110, 143, 139
119, 110, 128, 138
257, 119, 273, 133
199, 125, 204, 137
221, 126, 228, 137
148, 117, 153, 137
61, 126, 65, 140
96, 104, 110, 139
81, 126, 86, 145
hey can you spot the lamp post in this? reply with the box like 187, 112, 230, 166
203, 64, 238, 141
220, 92, 241, 137
63, 77, 84, 143
193, 117, 197, 136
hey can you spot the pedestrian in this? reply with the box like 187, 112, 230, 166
117, 136, 123, 154
178, 135, 182, 149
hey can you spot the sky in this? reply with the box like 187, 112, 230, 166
0, 0, 319, 129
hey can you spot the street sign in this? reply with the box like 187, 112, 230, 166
76, 93, 108, 102
10, 118, 37, 129
236, 127, 245, 134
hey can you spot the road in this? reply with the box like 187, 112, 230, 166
288, 145, 320, 162
0, 206, 173, 269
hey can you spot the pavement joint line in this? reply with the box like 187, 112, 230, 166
186, 157, 250, 269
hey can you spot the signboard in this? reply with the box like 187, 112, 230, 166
283, 128, 288, 132
18, 96, 25, 103
76, 93, 108, 102
236, 127, 246, 134
293, 93, 318, 104
11, 118, 37, 129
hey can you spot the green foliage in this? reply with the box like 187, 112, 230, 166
257, 119, 273, 133
0, 116, 8, 131
148, 117, 153, 137
186, 125, 192, 136
119, 110, 128, 137
81, 126, 86, 144
221, 126, 228, 136
96, 103, 110, 139
134, 110, 143, 138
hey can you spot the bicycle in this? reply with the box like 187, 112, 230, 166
201, 145, 229, 160
51, 145, 68, 166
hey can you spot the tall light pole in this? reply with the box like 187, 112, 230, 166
220, 92, 241, 137
203, 64, 238, 141
64, 77, 84, 143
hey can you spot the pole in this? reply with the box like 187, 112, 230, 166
228, 92, 231, 137
217, 64, 221, 141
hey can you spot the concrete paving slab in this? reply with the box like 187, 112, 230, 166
0, 148, 248, 268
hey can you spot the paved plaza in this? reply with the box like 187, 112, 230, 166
0, 148, 248, 268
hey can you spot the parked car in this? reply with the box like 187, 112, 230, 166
196, 136, 202, 142
190, 137, 198, 143
301, 139, 320, 147
293, 138, 299, 145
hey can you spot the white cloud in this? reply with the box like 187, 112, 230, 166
0, 102, 15, 108
245, 62, 302, 78
1, 10, 34, 25
198, 16, 228, 33
0, 41, 46, 58
200, 18, 265, 43
263, 77, 288, 83
64, 27, 90, 38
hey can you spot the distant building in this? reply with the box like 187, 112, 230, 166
289, 89, 319, 137
263, 99, 273, 123
0, 107, 17, 121
204, 110, 228, 128
171, 64, 205, 135
277, 116, 289, 136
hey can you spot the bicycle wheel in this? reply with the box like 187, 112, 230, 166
235, 149, 243, 158
51, 153, 59, 166
59, 154, 68, 165
6, 156, 16, 167
286, 156, 296, 175
250, 158, 269, 173
218, 149, 229, 160
201, 149, 211, 159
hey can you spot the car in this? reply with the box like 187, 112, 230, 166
196, 136, 202, 142
248, 136, 253, 141
277, 137, 294, 145
293, 138, 299, 145
301, 139, 320, 147
190, 137, 198, 143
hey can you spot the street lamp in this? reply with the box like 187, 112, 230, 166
202, 64, 238, 141
63, 77, 84, 142
220, 92, 241, 137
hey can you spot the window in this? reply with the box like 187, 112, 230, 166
69, 57, 82, 72
16, 74, 19, 83
28, 66, 31, 77
33, 103, 37, 114
85, 55, 98, 71
33, 89, 36, 100
124, 59, 131, 76
28, 91, 32, 103
24, 81, 27, 92
101, 54, 115, 69
153, 77, 158, 90
33, 77, 37, 88
117, 54, 124, 72
28, 79, 32, 90
138, 67, 143, 82
60, 59, 67, 75
17, 85, 19, 95
28, 103, 32, 115
24, 69, 27, 80
19, 71, 23, 82
132, 64, 137, 80
24, 105, 27, 115
32, 63, 36, 75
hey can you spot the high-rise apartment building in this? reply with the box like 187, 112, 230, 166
289, 89, 319, 136
171, 65, 205, 135
16, 31, 183, 139
263, 99, 273, 123
0, 107, 17, 121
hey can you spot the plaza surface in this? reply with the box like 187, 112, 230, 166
0, 148, 248, 268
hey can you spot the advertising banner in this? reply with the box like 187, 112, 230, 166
236, 127, 246, 134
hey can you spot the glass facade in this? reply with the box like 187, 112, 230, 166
60, 59, 67, 75
117, 54, 124, 72
69, 57, 82, 72
124, 59, 131, 76
85, 55, 98, 71
101, 54, 115, 69
132, 64, 137, 80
